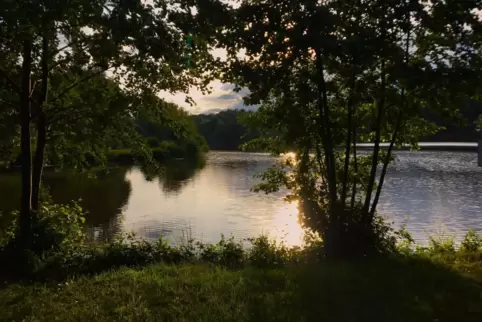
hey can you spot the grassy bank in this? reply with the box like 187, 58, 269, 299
1, 255, 482, 321
2, 231, 482, 321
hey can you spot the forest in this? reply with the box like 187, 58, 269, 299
192, 101, 482, 151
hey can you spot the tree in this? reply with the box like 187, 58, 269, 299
192, 109, 260, 150
0, 0, 227, 251
222, 0, 482, 258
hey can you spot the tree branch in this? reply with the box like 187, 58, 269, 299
49, 67, 112, 106
49, 40, 83, 59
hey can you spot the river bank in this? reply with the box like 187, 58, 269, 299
1, 253, 482, 321
2, 230, 482, 321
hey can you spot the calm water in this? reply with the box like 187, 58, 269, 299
1, 151, 482, 245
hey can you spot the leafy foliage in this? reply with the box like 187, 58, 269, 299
461, 229, 482, 253
220, 0, 482, 258
192, 109, 261, 150
0, 0, 226, 252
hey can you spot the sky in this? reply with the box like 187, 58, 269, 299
160, 80, 256, 115
159, 44, 255, 115
157, 4, 482, 115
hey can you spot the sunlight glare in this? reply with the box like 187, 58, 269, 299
272, 201, 304, 247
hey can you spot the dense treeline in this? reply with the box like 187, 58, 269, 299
191, 109, 259, 150
133, 101, 208, 161
193, 101, 482, 152
421, 99, 482, 142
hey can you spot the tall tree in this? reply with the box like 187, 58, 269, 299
223, 0, 482, 258
0, 0, 226, 250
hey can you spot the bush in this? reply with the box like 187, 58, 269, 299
247, 235, 291, 267
32, 202, 86, 254
197, 235, 245, 268
0, 201, 86, 254
0, 210, 17, 248
461, 229, 482, 253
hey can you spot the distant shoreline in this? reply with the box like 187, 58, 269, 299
208, 142, 479, 153
355, 142, 477, 152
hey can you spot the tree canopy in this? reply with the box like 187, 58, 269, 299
0, 0, 227, 251
220, 0, 482, 258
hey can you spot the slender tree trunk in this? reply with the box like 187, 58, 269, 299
18, 39, 33, 249
363, 58, 386, 218
314, 48, 342, 259
32, 114, 47, 212
315, 49, 337, 206
32, 28, 49, 213
350, 112, 358, 210
369, 9, 411, 218
369, 110, 402, 217
341, 74, 356, 207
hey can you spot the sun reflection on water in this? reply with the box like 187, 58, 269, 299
271, 201, 304, 246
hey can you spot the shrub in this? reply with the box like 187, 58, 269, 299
427, 235, 456, 255
394, 224, 416, 255
461, 229, 482, 253
197, 235, 245, 268
32, 202, 86, 254
247, 235, 291, 267
0, 210, 17, 248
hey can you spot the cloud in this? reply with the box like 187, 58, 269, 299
217, 93, 239, 100
159, 80, 257, 115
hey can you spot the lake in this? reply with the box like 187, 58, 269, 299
1, 150, 482, 245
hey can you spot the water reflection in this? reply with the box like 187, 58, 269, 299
2, 151, 482, 245
47, 168, 131, 238
379, 151, 482, 242
0, 168, 132, 241
121, 152, 295, 245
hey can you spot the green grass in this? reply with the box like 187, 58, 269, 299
2, 257, 482, 322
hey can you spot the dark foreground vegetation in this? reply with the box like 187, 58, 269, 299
2, 232, 482, 321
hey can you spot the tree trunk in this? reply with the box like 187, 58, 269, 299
315, 49, 337, 206
369, 13, 410, 218
370, 110, 402, 217
341, 74, 356, 206
32, 28, 49, 213
363, 58, 386, 218
350, 114, 358, 210
32, 114, 46, 212
18, 39, 33, 249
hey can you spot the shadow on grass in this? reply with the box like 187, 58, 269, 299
1, 257, 481, 321
242, 257, 482, 322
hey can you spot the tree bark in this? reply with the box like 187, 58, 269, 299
341, 74, 356, 207
363, 58, 386, 218
369, 9, 411, 218
32, 28, 49, 213
18, 39, 33, 249
370, 110, 402, 217
350, 112, 358, 210
315, 49, 337, 206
